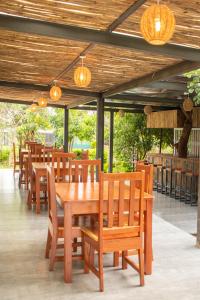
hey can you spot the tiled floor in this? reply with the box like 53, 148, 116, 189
0, 169, 200, 300
153, 191, 197, 235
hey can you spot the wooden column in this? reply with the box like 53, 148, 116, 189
109, 110, 114, 172
64, 106, 69, 152
96, 96, 104, 170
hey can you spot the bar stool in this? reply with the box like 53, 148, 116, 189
174, 158, 185, 201
185, 159, 198, 206
163, 157, 173, 195
156, 156, 164, 193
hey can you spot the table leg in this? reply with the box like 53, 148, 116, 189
144, 199, 153, 275
35, 172, 40, 214
64, 202, 72, 283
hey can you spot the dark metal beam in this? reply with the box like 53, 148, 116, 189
71, 106, 143, 113
108, 111, 114, 173
1, 15, 200, 62
64, 107, 69, 152
108, 94, 183, 105
85, 100, 179, 109
104, 61, 200, 97
96, 97, 104, 170
108, 0, 147, 32
0, 80, 99, 98
0, 98, 64, 108
145, 81, 186, 91
51, 0, 147, 86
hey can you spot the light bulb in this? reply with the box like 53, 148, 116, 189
155, 18, 161, 32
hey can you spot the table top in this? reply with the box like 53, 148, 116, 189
55, 182, 153, 205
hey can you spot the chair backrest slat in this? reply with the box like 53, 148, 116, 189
136, 162, 153, 195
69, 159, 101, 183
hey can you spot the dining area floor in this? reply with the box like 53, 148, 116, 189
0, 169, 200, 300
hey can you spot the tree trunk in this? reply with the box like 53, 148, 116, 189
175, 112, 192, 158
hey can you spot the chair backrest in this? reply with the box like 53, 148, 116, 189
27, 152, 34, 187
46, 166, 58, 229
42, 147, 54, 162
81, 150, 89, 160
52, 152, 76, 182
34, 144, 43, 162
98, 171, 145, 241
136, 162, 153, 195
69, 159, 101, 182
13, 143, 17, 163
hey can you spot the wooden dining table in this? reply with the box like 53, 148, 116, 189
55, 181, 153, 283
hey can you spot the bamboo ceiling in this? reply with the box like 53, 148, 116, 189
0, 0, 199, 108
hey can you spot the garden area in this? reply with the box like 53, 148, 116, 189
0, 102, 174, 171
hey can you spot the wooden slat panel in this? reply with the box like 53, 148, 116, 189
147, 110, 185, 128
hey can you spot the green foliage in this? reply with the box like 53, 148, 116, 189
114, 113, 155, 171
186, 69, 200, 104
0, 147, 10, 162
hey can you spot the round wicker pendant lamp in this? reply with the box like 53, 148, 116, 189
38, 97, 47, 107
50, 81, 62, 102
140, 0, 175, 45
183, 98, 193, 112
30, 103, 38, 112
144, 105, 152, 115
119, 109, 125, 118
74, 56, 91, 88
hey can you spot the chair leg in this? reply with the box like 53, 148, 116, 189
98, 251, 104, 292
49, 235, 57, 271
45, 229, 52, 259
82, 235, 89, 274
113, 252, 119, 267
27, 190, 32, 209
138, 249, 144, 286
122, 250, 128, 269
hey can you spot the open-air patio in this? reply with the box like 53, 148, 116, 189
1, 0, 200, 299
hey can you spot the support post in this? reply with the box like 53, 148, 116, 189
109, 111, 114, 172
64, 106, 69, 152
96, 96, 104, 170
159, 128, 163, 154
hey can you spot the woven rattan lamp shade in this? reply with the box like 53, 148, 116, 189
183, 98, 193, 112
144, 105, 152, 115
74, 66, 91, 88
30, 103, 38, 112
38, 97, 47, 107
140, 4, 175, 45
50, 85, 62, 102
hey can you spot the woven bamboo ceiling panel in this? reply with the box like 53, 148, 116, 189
0, 0, 199, 49
0, 0, 135, 30
61, 44, 181, 92
0, 29, 89, 85
117, 0, 200, 49
0, 86, 93, 106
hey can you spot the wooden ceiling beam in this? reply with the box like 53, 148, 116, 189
0, 80, 99, 98
51, 0, 147, 84
1, 14, 200, 62
104, 61, 200, 97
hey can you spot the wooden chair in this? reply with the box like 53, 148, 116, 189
69, 159, 101, 183
13, 143, 20, 174
81, 171, 145, 291
136, 162, 153, 195
52, 152, 76, 182
81, 150, 89, 160
33, 144, 43, 162
27, 153, 47, 209
18, 150, 27, 187
42, 147, 54, 163
45, 166, 84, 271
28, 142, 38, 154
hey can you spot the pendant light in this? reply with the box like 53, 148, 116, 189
183, 98, 193, 112
74, 56, 91, 88
144, 105, 152, 115
50, 81, 62, 102
29, 103, 38, 112
140, 0, 175, 45
38, 96, 47, 108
